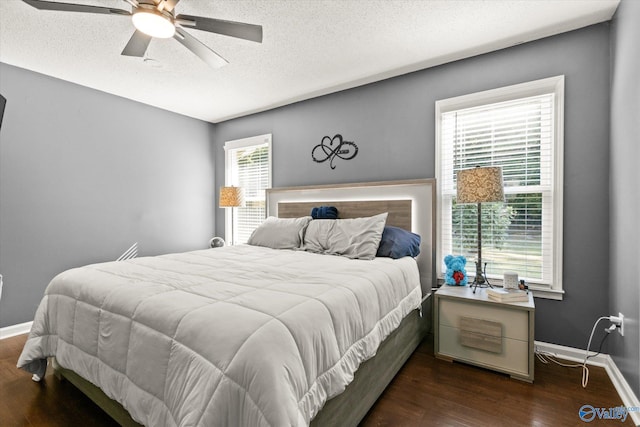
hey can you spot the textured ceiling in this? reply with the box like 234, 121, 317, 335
0, 0, 620, 123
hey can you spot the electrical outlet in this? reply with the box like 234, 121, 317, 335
618, 312, 624, 336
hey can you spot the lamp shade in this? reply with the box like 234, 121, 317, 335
456, 166, 505, 204
219, 186, 245, 208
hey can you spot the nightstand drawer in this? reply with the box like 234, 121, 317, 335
439, 299, 528, 341
439, 324, 529, 375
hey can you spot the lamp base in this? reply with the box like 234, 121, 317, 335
471, 261, 493, 294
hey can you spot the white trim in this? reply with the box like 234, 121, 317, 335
435, 76, 565, 299
223, 134, 273, 244
535, 340, 640, 426
605, 356, 640, 426
529, 286, 565, 301
0, 321, 32, 340
551, 77, 565, 301
535, 340, 608, 366
223, 133, 272, 151
436, 76, 565, 112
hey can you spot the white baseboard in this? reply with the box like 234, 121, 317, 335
604, 354, 640, 426
0, 321, 32, 340
534, 340, 610, 366
535, 340, 640, 426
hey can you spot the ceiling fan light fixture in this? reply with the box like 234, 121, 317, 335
132, 8, 175, 39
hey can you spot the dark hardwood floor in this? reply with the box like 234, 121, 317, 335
1, 333, 633, 426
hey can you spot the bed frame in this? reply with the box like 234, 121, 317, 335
54, 178, 436, 427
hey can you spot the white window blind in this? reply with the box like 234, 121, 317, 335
436, 76, 564, 298
225, 134, 272, 244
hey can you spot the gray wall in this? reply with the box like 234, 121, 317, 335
0, 63, 215, 328
609, 0, 640, 398
214, 24, 612, 350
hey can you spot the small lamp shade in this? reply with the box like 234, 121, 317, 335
219, 186, 245, 208
457, 166, 505, 204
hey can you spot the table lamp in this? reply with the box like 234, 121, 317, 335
456, 166, 505, 292
219, 186, 245, 245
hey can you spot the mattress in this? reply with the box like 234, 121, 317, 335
18, 245, 421, 426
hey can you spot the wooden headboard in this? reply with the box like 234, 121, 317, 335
266, 179, 436, 296
277, 200, 411, 230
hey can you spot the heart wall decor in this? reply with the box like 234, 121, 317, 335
311, 134, 358, 170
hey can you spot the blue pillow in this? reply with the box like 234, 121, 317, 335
376, 226, 421, 259
310, 206, 338, 219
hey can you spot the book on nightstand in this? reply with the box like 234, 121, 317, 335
486, 287, 529, 302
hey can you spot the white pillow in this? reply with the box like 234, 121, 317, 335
303, 212, 388, 260
247, 216, 312, 249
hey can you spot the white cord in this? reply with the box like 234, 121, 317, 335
536, 351, 583, 367
581, 316, 609, 387
534, 316, 609, 388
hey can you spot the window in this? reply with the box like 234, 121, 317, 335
224, 134, 272, 244
436, 76, 564, 299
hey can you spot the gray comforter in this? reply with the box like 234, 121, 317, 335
18, 245, 421, 426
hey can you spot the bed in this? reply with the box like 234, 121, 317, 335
17, 179, 436, 426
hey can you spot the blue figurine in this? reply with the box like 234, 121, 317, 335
444, 254, 468, 286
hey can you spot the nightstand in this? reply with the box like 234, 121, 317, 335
434, 286, 535, 382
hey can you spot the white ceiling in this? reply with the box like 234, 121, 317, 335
0, 0, 620, 123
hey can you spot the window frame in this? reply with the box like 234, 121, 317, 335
435, 76, 564, 300
224, 134, 272, 245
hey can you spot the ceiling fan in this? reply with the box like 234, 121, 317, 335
22, 0, 263, 68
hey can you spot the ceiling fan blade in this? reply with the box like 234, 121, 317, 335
121, 30, 152, 57
22, 0, 130, 16
175, 14, 263, 43
174, 27, 228, 69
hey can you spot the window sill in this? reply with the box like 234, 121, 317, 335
528, 286, 564, 301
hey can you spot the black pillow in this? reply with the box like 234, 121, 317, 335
310, 206, 338, 219
376, 226, 421, 259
